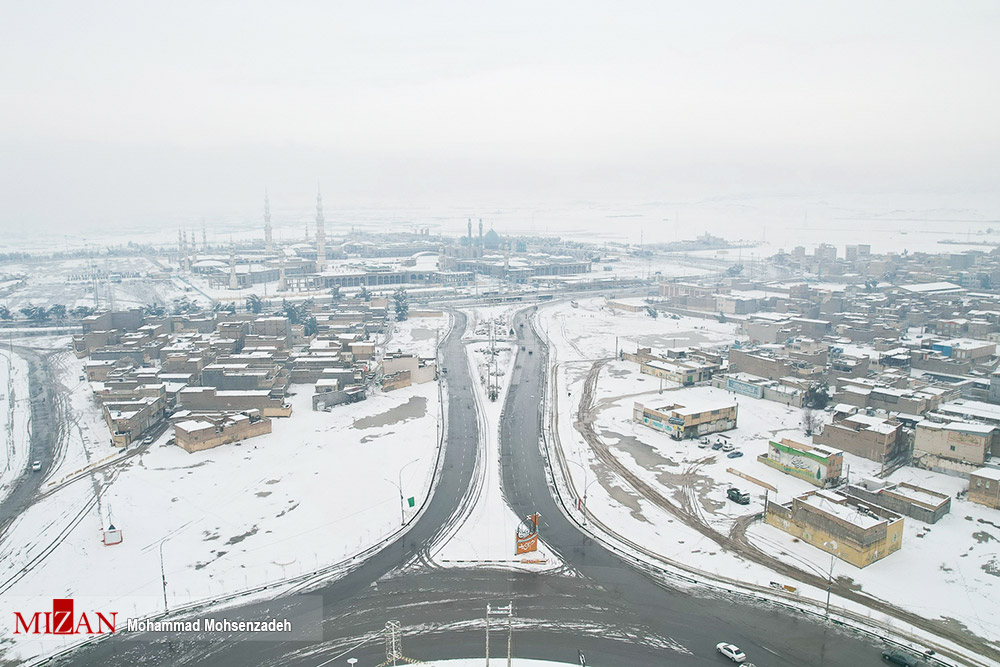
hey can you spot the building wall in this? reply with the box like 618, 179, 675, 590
178, 388, 292, 417
915, 423, 990, 465
633, 402, 737, 439
176, 417, 272, 453
813, 422, 901, 463
764, 496, 903, 568
845, 483, 950, 524
757, 439, 843, 488
969, 471, 1000, 510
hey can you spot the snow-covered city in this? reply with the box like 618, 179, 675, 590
3, 3, 1000, 667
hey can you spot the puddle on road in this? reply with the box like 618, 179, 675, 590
352, 396, 427, 429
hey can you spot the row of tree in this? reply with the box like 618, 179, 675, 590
0, 304, 97, 322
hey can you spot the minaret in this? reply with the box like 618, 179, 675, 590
264, 191, 273, 253
278, 250, 287, 292
467, 218, 472, 242
201, 220, 207, 251
479, 219, 484, 245
229, 241, 238, 289
177, 229, 183, 253
315, 186, 326, 272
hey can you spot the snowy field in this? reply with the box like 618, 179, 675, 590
0, 318, 448, 663
0, 256, 194, 312
0, 349, 31, 504
539, 297, 1000, 650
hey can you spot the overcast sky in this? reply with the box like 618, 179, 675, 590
1, 1, 998, 232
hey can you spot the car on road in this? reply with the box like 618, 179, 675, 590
143, 436, 154, 445
716, 643, 746, 662
31, 461, 42, 472
882, 649, 922, 666
727, 451, 744, 459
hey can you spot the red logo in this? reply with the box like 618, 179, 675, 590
14, 599, 117, 635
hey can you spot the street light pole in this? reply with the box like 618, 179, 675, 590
388, 457, 421, 526
159, 540, 168, 613
825, 552, 835, 617
823, 541, 838, 617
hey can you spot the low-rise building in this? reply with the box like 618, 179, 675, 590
382, 353, 436, 384
813, 413, 904, 463
174, 412, 272, 453
757, 438, 843, 488
633, 399, 738, 440
178, 387, 292, 417
914, 420, 997, 465
845, 478, 951, 524
969, 467, 1000, 510
765, 489, 904, 567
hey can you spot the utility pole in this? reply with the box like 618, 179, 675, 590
159, 540, 168, 613
485, 602, 513, 667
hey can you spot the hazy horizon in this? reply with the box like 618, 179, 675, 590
2, 1, 999, 237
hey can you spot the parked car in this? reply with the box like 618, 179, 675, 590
31, 461, 42, 472
698, 441, 710, 449
727, 451, 744, 459
727, 487, 750, 505
721, 443, 735, 452
716, 643, 747, 663
882, 650, 922, 667
711, 442, 724, 450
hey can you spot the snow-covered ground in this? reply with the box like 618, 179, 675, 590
0, 318, 448, 663
1, 256, 193, 312
539, 296, 1000, 649
0, 348, 31, 504
432, 306, 558, 568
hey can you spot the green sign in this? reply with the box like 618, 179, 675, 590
407, 497, 415, 508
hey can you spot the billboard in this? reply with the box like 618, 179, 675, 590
515, 513, 540, 555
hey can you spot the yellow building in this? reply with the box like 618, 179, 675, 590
765, 490, 903, 568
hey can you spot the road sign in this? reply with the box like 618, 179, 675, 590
407, 497, 415, 508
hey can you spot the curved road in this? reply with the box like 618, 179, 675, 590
56, 310, 901, 667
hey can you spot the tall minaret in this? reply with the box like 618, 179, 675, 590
229, 241, 238, 289
177, 229, 183, 253
201, 220, 207, 250
264, 191, 273, 253
315, 186, 326, 272
479, 219, 484, 245
467, 218, 472, 242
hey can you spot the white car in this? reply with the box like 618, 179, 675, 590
31, 461, 42, 472
716, 643, 746, 663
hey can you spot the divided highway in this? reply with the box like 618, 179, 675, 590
57, 310, 895, 667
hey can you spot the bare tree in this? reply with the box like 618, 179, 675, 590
802, 408, 824, 436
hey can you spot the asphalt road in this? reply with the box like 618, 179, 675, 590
0, 346, 61, 536
53, 310, 895, 667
